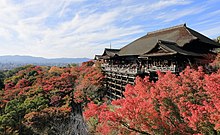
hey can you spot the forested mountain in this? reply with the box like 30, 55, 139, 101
0, 55, 90, 63
0, 55, 89, 70
0, 55, 90, 70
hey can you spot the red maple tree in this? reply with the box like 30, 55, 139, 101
84, 67, 220, 135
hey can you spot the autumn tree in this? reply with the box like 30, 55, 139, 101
0, 62, 104, 134
74, 61, 104, 103
211, 52, 220, 70
84, 67, 220, 135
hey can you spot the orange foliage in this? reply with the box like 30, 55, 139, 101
84, 67, 220, 135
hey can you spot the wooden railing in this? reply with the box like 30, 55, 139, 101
101, 64, 179, 74
101, 64, 138, 74
145, 66, 178, 73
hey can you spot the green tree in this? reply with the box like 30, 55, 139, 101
0, 71, 5, 89
0, 96, 48, 134
217, 36, 220, 43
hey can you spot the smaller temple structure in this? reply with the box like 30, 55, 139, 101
96, 24, 220, 100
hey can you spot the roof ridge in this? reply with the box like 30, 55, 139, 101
105, 48, 120, 51
147, 23, 186, 35
159, 44, 177, 53
158, 40, 177, 45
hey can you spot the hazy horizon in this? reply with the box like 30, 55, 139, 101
0, 54, 90, 59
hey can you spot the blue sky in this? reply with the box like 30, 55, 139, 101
0, 0, 219, 58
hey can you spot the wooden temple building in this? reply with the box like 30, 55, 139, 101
95, 24, 220, 100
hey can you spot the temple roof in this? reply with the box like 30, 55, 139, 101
94, 55, 102, 60
119, 24, 220, 56
101, 48, 120, 58
139, 40, 203, 57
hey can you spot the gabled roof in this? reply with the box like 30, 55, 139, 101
94, 55, 102, 60
186, 27, 220, 47
139, 40, 203, 57
102, 48, 120, 58
119, 24, 220, 56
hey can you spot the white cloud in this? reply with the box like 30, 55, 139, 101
200, 25, 220, 38
0, 0, 218, 58
155, 6, 207, 22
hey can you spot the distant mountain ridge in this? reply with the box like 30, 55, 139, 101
0, 55, 90, 64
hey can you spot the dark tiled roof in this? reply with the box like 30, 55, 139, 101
139, 40, 203, 57
102, 48, 120, 57
94, 55, 102, 60
159, 40, 203, 56
186, 27, 220, 47
119, 24, 220, 56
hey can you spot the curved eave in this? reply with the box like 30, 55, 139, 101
139, 52, 177, 58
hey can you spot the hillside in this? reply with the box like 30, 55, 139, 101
0, 55, 90, 64
0, 61, 104, 134
0, 55, 90, 70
